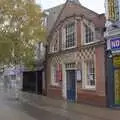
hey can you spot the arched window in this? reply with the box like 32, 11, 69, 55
50, 31, 59, 53
65, 22, 75, 48
84, 24, 94, 43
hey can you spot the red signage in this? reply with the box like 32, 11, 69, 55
56, 64, 62, 82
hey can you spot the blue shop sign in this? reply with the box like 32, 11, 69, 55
110, 38, 120, 51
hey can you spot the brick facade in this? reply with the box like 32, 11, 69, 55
46, 1, 106, 106
77, 91, 106, 106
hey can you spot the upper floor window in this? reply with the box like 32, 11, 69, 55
65, 22, 75, 48
50, 32, 59, 53
84, 24, 94, 44
53, 38, 58, 52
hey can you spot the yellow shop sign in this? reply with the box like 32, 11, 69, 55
113, 56, 120, 67
108, 0, 119, 21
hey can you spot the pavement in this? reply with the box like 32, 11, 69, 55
0, 86, 120, 120
19, 91, 120, 120
0, 88, 70, 120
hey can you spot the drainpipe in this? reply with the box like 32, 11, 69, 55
44, 44, 48, 96
36, 70, 38, 94
104, 37, 108, 107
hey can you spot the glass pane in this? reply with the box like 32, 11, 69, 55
65, 23, 75, 48
87, 60, 95, 86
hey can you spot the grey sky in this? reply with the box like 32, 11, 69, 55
36, 0, 105, 14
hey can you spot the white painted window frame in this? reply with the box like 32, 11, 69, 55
51, 64, 59, 86
50, 31, 59, 53
82, 55, 96, 90
62, 20, 77, 50
82, 21, 95, 45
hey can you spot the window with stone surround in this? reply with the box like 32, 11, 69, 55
50, 31, 59, 53
84, 24, 94, 44
84, 59, 96, 89
51, 64, 59, 86
65, 22, 75, 48
51, 64, 62, 86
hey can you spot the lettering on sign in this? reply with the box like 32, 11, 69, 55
110, 38, 120, 51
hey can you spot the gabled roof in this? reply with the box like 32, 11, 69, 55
47, 0, 105, 38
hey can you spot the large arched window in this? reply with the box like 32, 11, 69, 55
65, 22, 75, 48
62, 21, 76, 49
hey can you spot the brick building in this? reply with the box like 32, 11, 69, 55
46, 0, 106, 106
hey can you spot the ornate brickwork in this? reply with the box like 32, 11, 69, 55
76, 46, 95, 68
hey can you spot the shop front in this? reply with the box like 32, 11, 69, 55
107, 37, 120, 107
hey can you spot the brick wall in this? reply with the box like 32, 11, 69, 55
95, 45, 106, 96
47, 86, 62, 99
77, 91, 106, 107
76, 45, 106, 106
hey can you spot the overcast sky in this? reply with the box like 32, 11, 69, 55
36, 0, 105, 14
